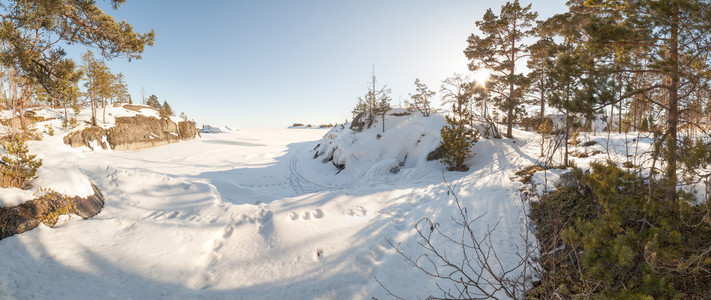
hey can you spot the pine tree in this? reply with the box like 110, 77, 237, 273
1, 135, 42, 188
543, 6, 607, 167
160, 100, 173, 118
374, 92, 391, 133
439, 74, 478, 171
464, 0, 538, 138
146, 94, 161, 110
351, 67, 391, 132
114, 73, 130, 104
81, 51, 100, 126
0, 0, 154, 100
407, 78, 435, 117
586, 0, 711, 202
527, 30, 555, 157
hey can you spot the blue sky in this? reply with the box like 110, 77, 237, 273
73, 1, 567, 128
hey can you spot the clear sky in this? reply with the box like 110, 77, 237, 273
73, 0, 567, 128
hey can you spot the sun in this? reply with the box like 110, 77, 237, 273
472, 69, 491, 86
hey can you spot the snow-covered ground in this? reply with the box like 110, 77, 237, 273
0, 107, 672, 299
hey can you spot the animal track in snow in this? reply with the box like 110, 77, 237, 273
344, 206, 366, 217
144, 210, 183, 220
287, 209, 324, 221
235, 205, 274, 239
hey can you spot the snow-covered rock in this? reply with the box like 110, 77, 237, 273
314, 109, 447, 179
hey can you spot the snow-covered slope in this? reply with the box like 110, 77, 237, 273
0, 108, 559, 299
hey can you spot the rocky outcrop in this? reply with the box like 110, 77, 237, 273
63, 116, 197, 151
107, 116, 180, 151
0, 184, 104, 240
178, 120, 198, 140
63, 126, 108, 149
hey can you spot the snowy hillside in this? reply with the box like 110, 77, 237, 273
0, 106, 665, 299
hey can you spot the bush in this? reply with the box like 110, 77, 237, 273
569, 131, 580, 146
529, 162, 711, 298
45, 124, 54, 136
1, 135, 43, 188
440, 123, 477, 171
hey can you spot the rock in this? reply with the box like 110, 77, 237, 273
63, 126, 108, 149
426, 145, 443, 161
0, 183, 105, 240
178, 120, 197, 140
72, 184, 105, 219
63, 116, 197, 151
107, 115, 180, 150
556, 172, 577, 188
350, 112, 366, 132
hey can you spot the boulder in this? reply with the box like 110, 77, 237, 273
0, 183, 104, 240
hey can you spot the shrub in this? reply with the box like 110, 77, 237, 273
529, 162, 711, 298
569, 131, 580, 146
1, 135, 43, 188
439, 123, 477, 171
45, 124, 54, 136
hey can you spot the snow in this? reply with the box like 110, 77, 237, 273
2, 106, 696, 298
0, 187, 35, 207
314, 110, 447, 185
0, 104, 182, 207
200, 125, 239, 133
32, 167, 94, 198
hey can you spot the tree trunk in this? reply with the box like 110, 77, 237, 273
665, 8, 680, 203
564, 108, 569, 167
507, 19, 516, 139
618, 73, 623, 133
610, 100, 614, 132
102, 97, 106, 124
63, 98, 68, 128
540, 83, 545, 157
91, 97, 97, 126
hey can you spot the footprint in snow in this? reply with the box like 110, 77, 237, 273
314, 248, 324, 261
144, 210, 182, 220
344, 206, 367, 217
287, 209, 325, 221
222, 226, 234, 238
